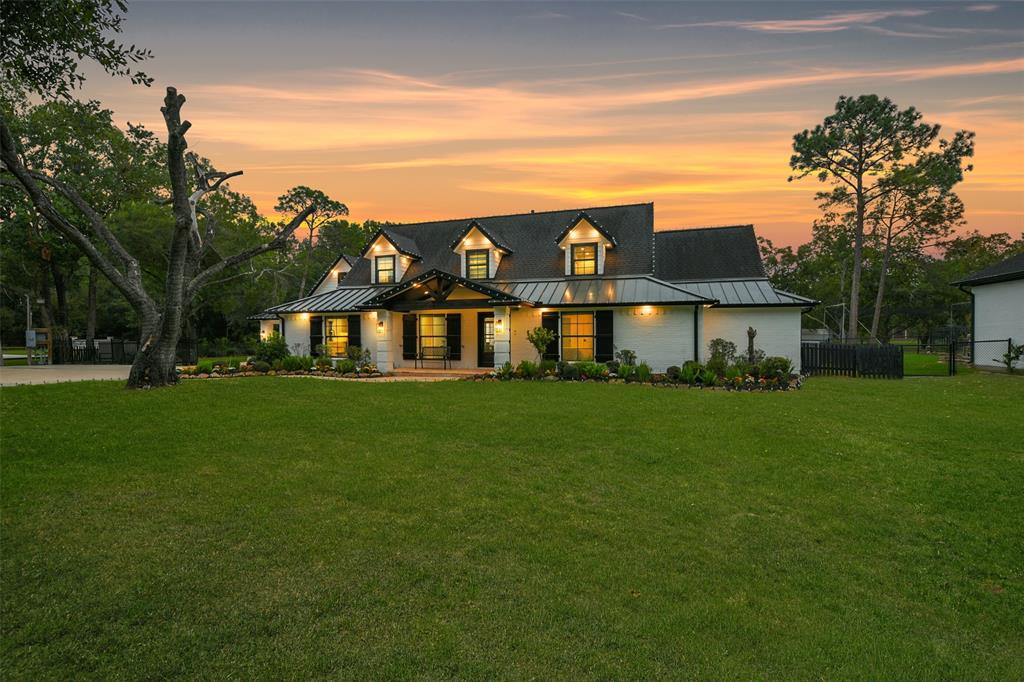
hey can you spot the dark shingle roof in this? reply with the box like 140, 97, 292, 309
341, 203, 654, 285
553, 211, 619, 246
952, 252, 1024, 286
448, 220, 513, 253
358, 228, 422, 259
306, 253, 359, 296
654, 225, 766, 281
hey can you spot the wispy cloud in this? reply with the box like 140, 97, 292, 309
657, 9, 931, 34
966, 4, 1000, 11
615, 11, 647, 22
520, 10, 568, 20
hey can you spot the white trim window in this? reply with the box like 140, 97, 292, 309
375, 255, 396, 284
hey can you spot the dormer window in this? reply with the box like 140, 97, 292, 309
466, 249, 490, 279
571, 243, 597, 276
556, 212, 616, 277
375, 255, 395, 284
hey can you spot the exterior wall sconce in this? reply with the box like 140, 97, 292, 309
376, 319, 385, 335
494, 318, 505, 335
300, 312, 310, 321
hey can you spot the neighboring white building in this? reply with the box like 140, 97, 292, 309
953, 252, 1024, 368
252, 204, 815, 372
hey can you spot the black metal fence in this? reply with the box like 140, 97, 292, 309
52, 338, 198, 365
803, 339, 1013, 378
801, 342, 904, 378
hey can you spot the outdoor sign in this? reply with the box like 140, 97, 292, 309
25, 330, 36, 348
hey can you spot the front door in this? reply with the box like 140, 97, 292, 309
477, 312, 495, 367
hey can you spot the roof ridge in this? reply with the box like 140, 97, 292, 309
387, 202, 654, 230
656, 224, 754, 234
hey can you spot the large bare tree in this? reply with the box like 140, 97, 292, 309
0, 87, 316, 387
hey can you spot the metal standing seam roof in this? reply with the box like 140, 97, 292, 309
672, 279, 817, 307
492, 276, 713, 307
265, 286, 384, 313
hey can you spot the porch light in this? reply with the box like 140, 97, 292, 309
376, 319, 385, 335
639, 306, 653, 316
494, 318, 505, 334
300, 312, 310, 321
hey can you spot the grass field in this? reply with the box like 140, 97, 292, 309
2, 375, 1022, 678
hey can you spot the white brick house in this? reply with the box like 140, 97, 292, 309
953, 252, 1024, 368
253, 203, 814, 372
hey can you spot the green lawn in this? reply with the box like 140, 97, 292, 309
903, 350, 952, 376
2, 376, 1022, 678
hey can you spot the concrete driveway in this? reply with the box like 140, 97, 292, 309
0, 365, 130, 387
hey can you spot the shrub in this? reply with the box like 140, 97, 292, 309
315, 356, 333, 370
196, 360, 214, 374
615, 348, 637, 366
539, 359, 557, 376
281, 356, 302, 372
725, 365, 743, 381
252, 360, 270, 373
636, 362, 652, 383
346, 345, 371, 367
700, 368, 718, 387
617, 362, 636, 381
666, 365, 681, 381
253, 333, 290, 364
576, 361, 609, 380
516, 360, 540, 379
996, 343, 1024, 373
605, 360, 620, 376
271, 359, 284, 371
336, 358, 357, 374
495, 361, 515, 380
731, 358, 753, 377
707, 338, 737, 363
558, 362, 580, 381
759, 356, 793, 379
526, 327, 555, 361
678, 363, 696, 384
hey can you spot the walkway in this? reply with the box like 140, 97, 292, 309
0, 365, 130, 387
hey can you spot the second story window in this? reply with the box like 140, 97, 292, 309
466, 249, 489, 279
571, 243, 597, 275
375, 255, 395, 284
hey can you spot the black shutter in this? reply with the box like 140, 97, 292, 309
541, 312, 560, 361
402, 314, 417, 360
309, 315, 323, 357
348, 314, 362, 352
595, 310, 614, 362
446, 313, 462, 361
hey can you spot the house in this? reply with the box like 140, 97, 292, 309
252, 203, 815, 372
952, 252, 1024, 368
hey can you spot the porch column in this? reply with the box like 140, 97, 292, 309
375, 310, 393, 372
494, 306, 512, 368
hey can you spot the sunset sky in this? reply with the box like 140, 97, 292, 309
82, 1, 1023, 245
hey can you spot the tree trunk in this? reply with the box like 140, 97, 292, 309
870, 236, 892, 341
50, 260, 70, 328
848, 181, 864, 340
86, 265, 97, 351
38, 269, 53, 328
298, 234, 313, 296
127, 314, 181, 388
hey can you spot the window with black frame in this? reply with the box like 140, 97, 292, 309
375, 255, 395, 283
324, 318, 349, 356
561, 312, 594, 361
571, 243, 597, 275
419, 314, 447, 353
466, 249, 489, 279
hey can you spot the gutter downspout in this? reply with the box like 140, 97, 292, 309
277, 315, 287, 345
693, 305, 699, 363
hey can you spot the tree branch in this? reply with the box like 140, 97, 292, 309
184, 204, 315, 302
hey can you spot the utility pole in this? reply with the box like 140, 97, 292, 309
25, 294, 34, 366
